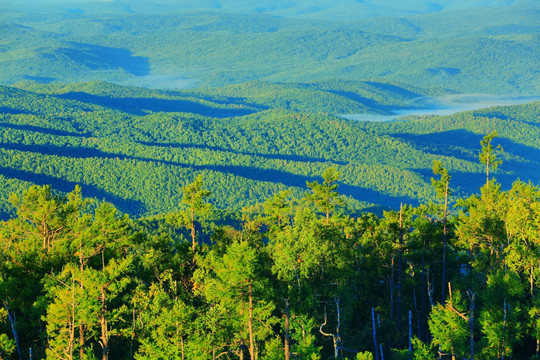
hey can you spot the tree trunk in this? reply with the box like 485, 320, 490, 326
427, 266, 434, 309
502, 298, 507, 360
79, 245, 86, 360
248, 281, 255, 360
420, 245, 426, 341
408, 310, 412, 358
68, 278, 75, 360
181, 335, 185, 360
469, 291, 476, 360
372, 307, 379, 360
413, 289, 420, 341
397, 204, 404, 345
79, 325, 85, 360
4, 302, 21, 360
390, 255, 395, 323
335, 297, 341, 359
319, 306, 338, 359
486, 154, 490, 191
441, 182, 448, 304
284, 299, 291, 360
530, 269, 534, 296
191, 207, 196, 253
100, 286, 109, 360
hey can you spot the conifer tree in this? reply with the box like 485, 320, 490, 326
183, 175, 212, 254
431, 160, 452, 304
193, 220, 276, 360
306, 167, 343, 225
479, 131, 503, 192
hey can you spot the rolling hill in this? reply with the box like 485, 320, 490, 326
1, 81, 538, 218
0, 3, 538, 92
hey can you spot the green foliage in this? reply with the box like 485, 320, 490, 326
411, 337, 435, 360
169, 174, 213, 253
193, 226, 277, 359
356, 350, 373, 360
0, 164, 539, 358
431, 160, 451, 201
479, 130, 503, 185
289, 315, 321, 360
1, 80, 539, 218
428, 296, 469, 358
479, 270, 525, 359
306, 167, 344, 223
0, 309, 15, 359
0, 6, 538, 93
133, 278, 194, 360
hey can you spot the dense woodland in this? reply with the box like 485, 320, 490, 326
1, 134, 540, 359
1, 1, 539, 359
0, 3, 539, 93
1, 81, 539, 219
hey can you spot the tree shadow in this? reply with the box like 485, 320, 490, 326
323, 89, 390, 113
448, 170, 539, 196
0, 143, 126, 159
23, 75, 56, 83
0, 167, 145, 216
340, 184, 417, 209
0, 142, 408, 211
391, 129, 482, 163
0, 107, 33, 115
0, 123, 89, 137
364, 81, 422, 99
67, 42, 150, 76
412, 165, 540, 200
194, 165, 413, 209
55, 92, 260, 117
391, 129, 540, 167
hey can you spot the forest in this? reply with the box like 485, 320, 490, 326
1, 1, 539, 359
1, 81, 539, 219
0, 1, 539, 93
1, 133, 540, 359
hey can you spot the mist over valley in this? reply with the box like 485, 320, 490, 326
342, 95, 540, 121
1, 2, 540, 359
0, 0, 538, 212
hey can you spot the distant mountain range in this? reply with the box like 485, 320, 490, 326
3, 0, 539, 19
1, 2, 538, 92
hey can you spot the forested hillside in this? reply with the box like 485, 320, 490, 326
0, 1, 539, 359
0, 81, 539, 219
0, 3, 538, 92
1, 162, 540, 359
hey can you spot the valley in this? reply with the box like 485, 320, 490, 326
0, 1, 539, 359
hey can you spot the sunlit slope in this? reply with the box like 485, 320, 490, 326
189, 80, 428, 114
0, 6, 538, 92
1, 82, 539, 218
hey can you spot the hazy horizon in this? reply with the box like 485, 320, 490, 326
3, 0, 538, 20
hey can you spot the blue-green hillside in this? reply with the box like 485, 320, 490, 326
0, 3, 538, 92
0, 81, 538, 218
